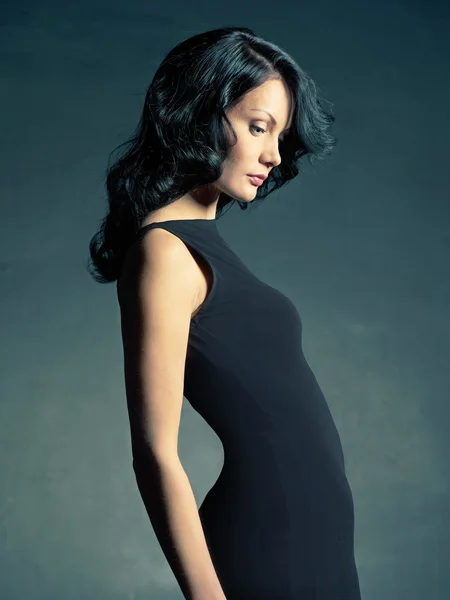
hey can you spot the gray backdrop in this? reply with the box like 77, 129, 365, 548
1, 1, 449, 598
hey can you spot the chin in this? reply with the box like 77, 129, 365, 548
234, 196, 254, 204
237, 188, 258, 203
222, 181, 256, 203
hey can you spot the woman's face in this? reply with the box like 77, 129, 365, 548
215, 78, 293, 203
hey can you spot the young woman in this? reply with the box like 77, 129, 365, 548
88, 26, 362, 600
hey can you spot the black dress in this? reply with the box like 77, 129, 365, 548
134, 218, 362, 600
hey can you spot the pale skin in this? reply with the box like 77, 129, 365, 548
118, 77, 294, 599
140, 77, 294, 319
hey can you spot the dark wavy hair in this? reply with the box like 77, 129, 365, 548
87, 26, 336, 284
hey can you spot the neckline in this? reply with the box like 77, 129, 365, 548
139, 218, 217, 230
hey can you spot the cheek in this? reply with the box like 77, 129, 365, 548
219, 162, 236, 184
228, 139, 250, 165
217, 159, 246, 190
221, 146, 242, 173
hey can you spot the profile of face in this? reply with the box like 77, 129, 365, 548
215, 78, 293, 203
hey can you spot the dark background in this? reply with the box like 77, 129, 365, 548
1, 1, 449, 598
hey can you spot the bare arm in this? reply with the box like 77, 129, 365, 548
133, 456, 225, 600
118, 228, 226, 600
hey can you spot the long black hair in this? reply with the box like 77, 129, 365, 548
87, 26, 336, 284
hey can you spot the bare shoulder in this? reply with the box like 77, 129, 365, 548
118, 226, 201, 317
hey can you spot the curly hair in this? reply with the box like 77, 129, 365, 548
87, 26, 336, 283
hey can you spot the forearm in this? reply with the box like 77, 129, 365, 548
133, 455, 226, 600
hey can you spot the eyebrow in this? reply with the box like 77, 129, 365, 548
249, 108, 292, 132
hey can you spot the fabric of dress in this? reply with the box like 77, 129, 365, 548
133, 218, 362, 600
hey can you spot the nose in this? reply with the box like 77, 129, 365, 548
263, 143, 282, 169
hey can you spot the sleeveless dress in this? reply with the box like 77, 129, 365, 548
132, 218, 362, 600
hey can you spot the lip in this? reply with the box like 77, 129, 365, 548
248, 174, 267, 186
248, 174, 267, 181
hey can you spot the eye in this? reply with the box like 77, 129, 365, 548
250, 124, 266, 135
251, 124, 287, 143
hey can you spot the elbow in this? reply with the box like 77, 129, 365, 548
132, 447, 181, 477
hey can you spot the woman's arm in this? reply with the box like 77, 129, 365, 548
133, 455, 226, 600
118, 227, 226, 600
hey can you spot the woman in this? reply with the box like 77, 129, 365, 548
88, 26, 362, 600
